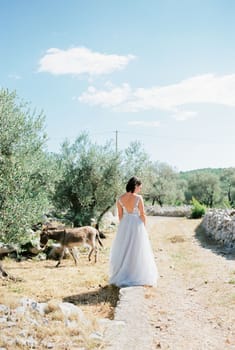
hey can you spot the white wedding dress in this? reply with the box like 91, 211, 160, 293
109, 197, 158, 287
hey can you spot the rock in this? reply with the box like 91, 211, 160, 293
58, 302, 90, 326
89, 331, 103, 340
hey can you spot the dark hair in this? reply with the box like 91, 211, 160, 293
126, 176, 142, 193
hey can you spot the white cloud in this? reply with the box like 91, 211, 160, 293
78, 73, 235, 119
128, 120, 160, 127
38, 47, 135, 76
78, 83, 132, 107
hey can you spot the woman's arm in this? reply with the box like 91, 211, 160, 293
138, 195, 146, 225
117, 200, 123, 221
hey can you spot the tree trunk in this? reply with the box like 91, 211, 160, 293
0, 261, 9, 278
156, 198, 163, 207
228, 184, 233, 206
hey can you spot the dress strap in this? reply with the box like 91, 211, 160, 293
118, 198, 125, 208
134, 196, 140, 208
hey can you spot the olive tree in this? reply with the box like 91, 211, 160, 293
185, 172, 221, 207
0, 89, 52, 244
121, 140, 153, 191
146, 162, 180, 206
53, 133, 122, 226
220, 168, 235, 207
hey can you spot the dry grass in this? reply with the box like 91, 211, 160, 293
0, 227, 119, 349
1, 230, 117, 312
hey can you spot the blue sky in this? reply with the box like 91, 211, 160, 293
1, 0, 235, 171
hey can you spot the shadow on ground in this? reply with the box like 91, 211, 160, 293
63, 284, 120, 319
195, 221, 235, 261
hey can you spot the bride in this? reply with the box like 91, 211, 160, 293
109, 176, 158, 287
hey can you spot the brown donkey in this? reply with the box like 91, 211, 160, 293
40, 226, 103, 267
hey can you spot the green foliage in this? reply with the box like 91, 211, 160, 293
219, 168, 235, 208
122, 141, 151, 183
180, 168, 235, 208
53, 133, 122, 226
180, 167, 225, 179
190, 197, 206, 218
0, 89, 52, 244
184, 171, 221, 207
145, 162, 184, 206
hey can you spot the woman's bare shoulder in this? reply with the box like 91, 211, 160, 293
117, 193, 126, 203
137, 195, 144, 205
119, 193, 126, 200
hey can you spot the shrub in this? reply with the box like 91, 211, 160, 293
190, 197, 206, 218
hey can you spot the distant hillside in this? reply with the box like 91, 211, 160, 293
179, 167, 232, 179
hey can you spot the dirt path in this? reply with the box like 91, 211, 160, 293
147, 217, 235, 350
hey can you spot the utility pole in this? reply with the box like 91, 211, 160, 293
114, 130, 119, 219
115, 130, 118, 153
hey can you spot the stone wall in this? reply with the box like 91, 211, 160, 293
146, 205, 192, 217
201, 209, 235, 248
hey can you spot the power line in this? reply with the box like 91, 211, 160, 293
46, 129, 235, 146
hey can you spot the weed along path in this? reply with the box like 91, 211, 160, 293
146, 216, 235, 350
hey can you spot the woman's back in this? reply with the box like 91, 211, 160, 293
119, 193, 140, 213
118, 192, 146, 224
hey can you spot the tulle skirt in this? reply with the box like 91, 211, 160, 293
109, 213, 158, 287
